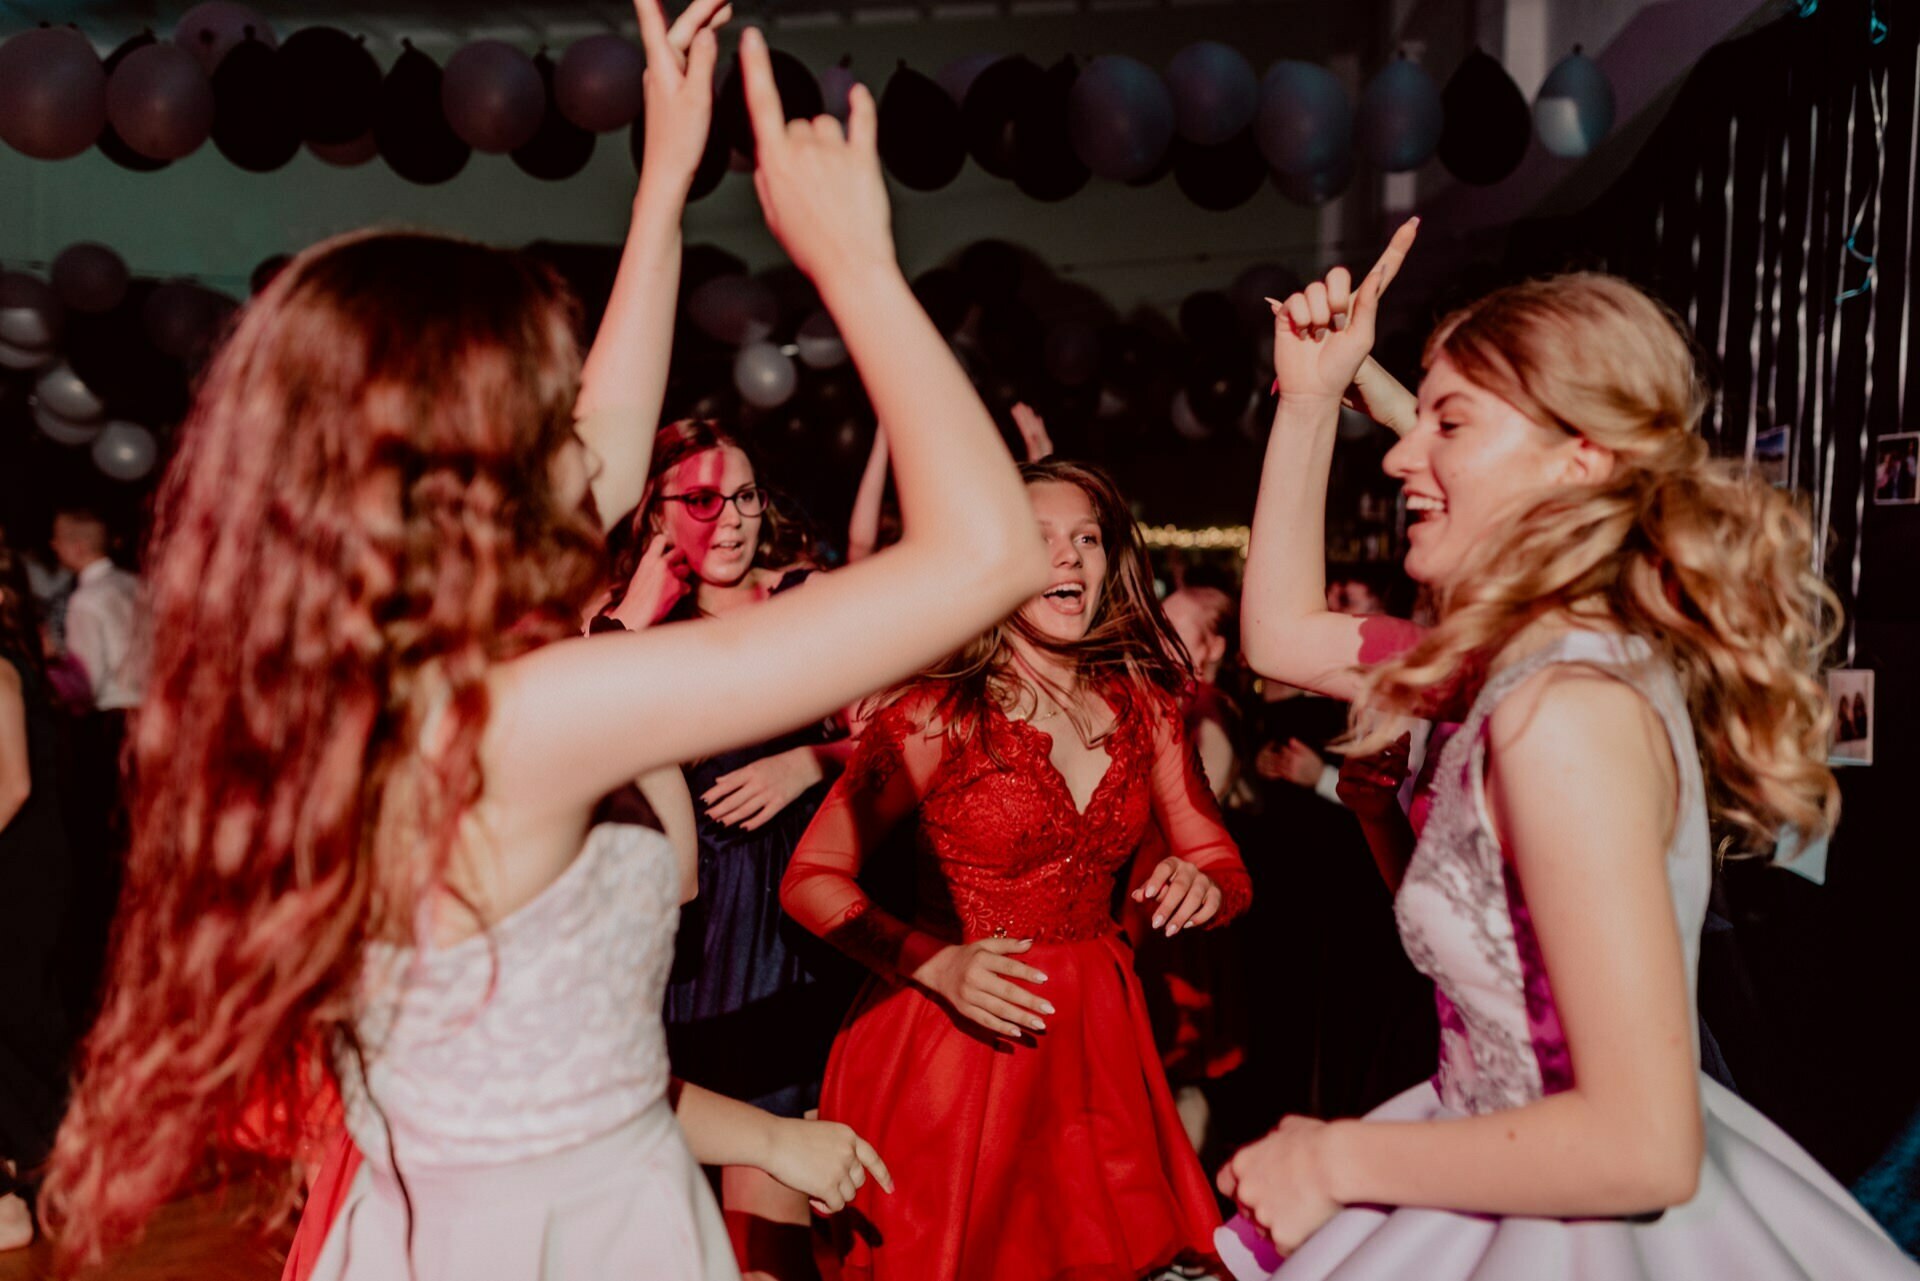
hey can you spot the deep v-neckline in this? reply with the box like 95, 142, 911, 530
1005, 702, 1120, 819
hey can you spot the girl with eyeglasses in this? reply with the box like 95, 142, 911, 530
597, 418, 867, 1279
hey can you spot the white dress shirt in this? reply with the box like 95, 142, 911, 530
65, 558, 145, 712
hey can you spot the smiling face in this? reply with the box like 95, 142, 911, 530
1015, 480, 1109, 644
654, 444, 762, 587
1384, 354, 1606, 591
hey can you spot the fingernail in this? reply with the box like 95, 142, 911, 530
1030, 1018, 1047, 1031
1152, 914, 1166, 930
1166, 923, 1180, 937
1039, 1000, 1056, 1015
1034, 972, 1049, 983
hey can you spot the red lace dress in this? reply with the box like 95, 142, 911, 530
782, 683, 1251, 1281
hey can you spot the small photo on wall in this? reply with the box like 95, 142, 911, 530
1872, 433, 1918, 505
1828, 668, 1874, 766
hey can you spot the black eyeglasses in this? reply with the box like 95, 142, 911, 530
659, 485, 770, 522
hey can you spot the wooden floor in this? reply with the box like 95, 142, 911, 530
0, 1182, 291, 1281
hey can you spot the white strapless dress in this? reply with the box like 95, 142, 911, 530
308, 824, 738, 1281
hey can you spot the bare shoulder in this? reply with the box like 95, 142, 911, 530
0, 657, 22, 700
1486, 663, 1678, 848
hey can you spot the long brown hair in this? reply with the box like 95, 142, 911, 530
40, 231, 604, 1265
879, 459, 1191, 753
604, 417, 813, 612
1352, 273, 1838, 856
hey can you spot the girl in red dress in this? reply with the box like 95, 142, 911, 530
782, 459, 1252, 1281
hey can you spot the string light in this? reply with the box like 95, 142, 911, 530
1139, 524, 1251, 556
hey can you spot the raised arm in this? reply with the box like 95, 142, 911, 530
485, 32, 1047, 810
845, 424, 889, 564
1241, 220, 1419, 699
575, 0, 730, 530
1222, 670, 1703, 1250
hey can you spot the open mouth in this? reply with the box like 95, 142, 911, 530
1040, 583, 1086, 615
1404, 494, 1447, 523
711, 538, 746, 555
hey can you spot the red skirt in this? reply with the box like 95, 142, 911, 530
817, 932, 1224, 1281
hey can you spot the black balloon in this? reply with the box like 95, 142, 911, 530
1012, 58, 1089, 202
64, 285, 190, 424
960, 56, 1043, 178
377, 44, 471, 185
1183, 351, 1253, 428
879, 64, 965, 191
979, 301, 1044, 384
1173, 130, 1265, 211
715, 48, 821, 161
1125, 141, 1177, 187
1271, 150, 1353, 206
513, 51, 595, 180
1043, 321, 1100, 387
51, 244, 129, 316
1438, 48, 1530, 186
911, 268, 971, 334
757, 264, 821, 333
957, 241, 1024, 308
97, 34, 171, 172
210, 35, 299, 171
1179, 290, 1239, 348
279, 26, 380, 145
309, 129, 377, 166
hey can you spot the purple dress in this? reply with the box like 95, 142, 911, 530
1222, 632, 1919, 1280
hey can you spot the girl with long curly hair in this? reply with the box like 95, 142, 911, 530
1215, 222, 1918, 1279
598, 416, 868, 1279
37, 13, 1048, 1279
781, 458, 1252, 1281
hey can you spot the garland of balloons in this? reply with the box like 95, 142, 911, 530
0, 242, 233, 482
0, 2, 1617, 201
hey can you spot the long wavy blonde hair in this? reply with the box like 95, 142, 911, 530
1353, 273, 1839, 856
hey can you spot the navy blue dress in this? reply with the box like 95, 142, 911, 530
662, 569, 856, 1117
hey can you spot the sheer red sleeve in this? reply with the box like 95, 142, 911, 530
780, 694, 949, 983
1144, 695, 1251, 926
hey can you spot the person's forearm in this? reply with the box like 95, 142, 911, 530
1241, 397, 1341, 678
1350, 807, 1416, 890
669, 1078, 777, 1169
576, 177, 688, 529
1322, 1089, 1702, 1218
847, 427, 890, 564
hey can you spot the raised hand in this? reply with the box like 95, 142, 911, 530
739, 26, 892, 281
634, 0, 732, 189
1010, 402, 1053, 462
1129, 856, 1223, 936
911, 937, 1054, 1039
1268, 218, 1419, 405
